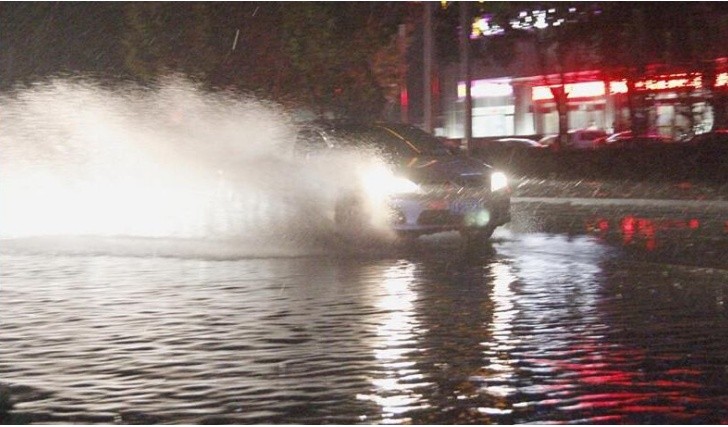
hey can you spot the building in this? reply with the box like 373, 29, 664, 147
426, 5, 728, 142
437, 57, 728, 141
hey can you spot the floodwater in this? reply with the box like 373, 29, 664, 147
1, 78, 727, 424
2, 200, 728, 424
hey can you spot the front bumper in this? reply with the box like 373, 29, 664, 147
387, 188, 510, 235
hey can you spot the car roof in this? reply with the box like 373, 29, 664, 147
491, 137, 545, 147
297, 120, 453, 157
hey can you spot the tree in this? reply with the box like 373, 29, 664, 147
124, 2, 412, 119
1, 3, 412, 119
122, 3, 218, 83
0, 2, 126, 88
277, 3, 408, 119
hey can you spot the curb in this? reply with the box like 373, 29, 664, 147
512, 196, 728, 210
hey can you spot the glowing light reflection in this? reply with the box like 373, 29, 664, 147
478, 261, 520, 399
358, 262, 430, 423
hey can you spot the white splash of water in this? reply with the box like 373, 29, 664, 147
0, 77, 367, 256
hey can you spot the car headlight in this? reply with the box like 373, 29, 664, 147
361, 164, 421, 198
490, 171, 508, 192
388, 176, 421, 194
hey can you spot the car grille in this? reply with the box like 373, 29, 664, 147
453, 173, 488, 188
417, 210, 462, 226
417, 173, 488, 191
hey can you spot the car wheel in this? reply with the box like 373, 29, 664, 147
460, 225, 496, 246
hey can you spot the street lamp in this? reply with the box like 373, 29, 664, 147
459, 2, 472, 153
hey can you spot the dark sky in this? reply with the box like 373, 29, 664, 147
2, 2, 727, 90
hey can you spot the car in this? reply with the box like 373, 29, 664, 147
594, 130, 673, 148
538, 134, 558, 147
685, 129, 728, 145
566, 129, 608, 150
471, 137, 547, 167
294, 121, 511, 243
480, 137, 547, 150
539, 129, 608, 150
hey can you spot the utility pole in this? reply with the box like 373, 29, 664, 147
459, 2, 472, 152
398, 24, 409, 124
423, 2, 434, 133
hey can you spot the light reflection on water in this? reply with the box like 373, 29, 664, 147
358, 261, 429, 423
1, 231, 727, 424
475, 261, 519, 407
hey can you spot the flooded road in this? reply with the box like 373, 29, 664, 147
1, 200, 727, 424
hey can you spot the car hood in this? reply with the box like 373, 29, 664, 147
397, 155, 493, 187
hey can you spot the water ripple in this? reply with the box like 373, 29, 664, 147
2, 234, 727, 423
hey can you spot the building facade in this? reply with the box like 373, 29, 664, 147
435, 29, 728, 139
436, 61, 728, 141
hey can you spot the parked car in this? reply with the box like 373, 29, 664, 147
569, 129, 608, 149
480, 137, 547, 150
483, 138, 546, 149
473, 137, 547, 166
594, 130, 673, 148
539, 129, 608, 150
538, 134, 558, 147
684, 129, 728, 145
294, 122, 511, 243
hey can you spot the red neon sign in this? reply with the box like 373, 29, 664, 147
532, 73, 717, 101
532, 80, 628, 101
532, 81, 607, 101
609, 80, 628, 94
716, 72, 728, 88
634, 74, 703, 91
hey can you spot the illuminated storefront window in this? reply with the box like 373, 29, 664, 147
452, 79, 516, 138
458, 80, 513, 98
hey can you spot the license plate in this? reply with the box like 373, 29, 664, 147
449, 199, 482, 214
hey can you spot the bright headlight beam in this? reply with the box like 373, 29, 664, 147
361, 165, 420, 198
491, 171, 508, 192
389, 177, 421, 195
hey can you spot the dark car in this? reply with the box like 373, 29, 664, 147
539, 129, 608, 150
294, 122, 511, 243
685, 129, 728, 145
472, 137, 547, 167
594, 130, 673, 148
479, 137, 547, 151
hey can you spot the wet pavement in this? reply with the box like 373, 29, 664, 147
1, 199, 728, 424
514, 177, 728, 201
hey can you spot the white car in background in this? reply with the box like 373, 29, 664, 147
540, 129, 608, 150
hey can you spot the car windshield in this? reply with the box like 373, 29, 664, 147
326, 123, 452, 159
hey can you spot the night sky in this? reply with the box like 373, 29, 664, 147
2, 2, 727, 83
